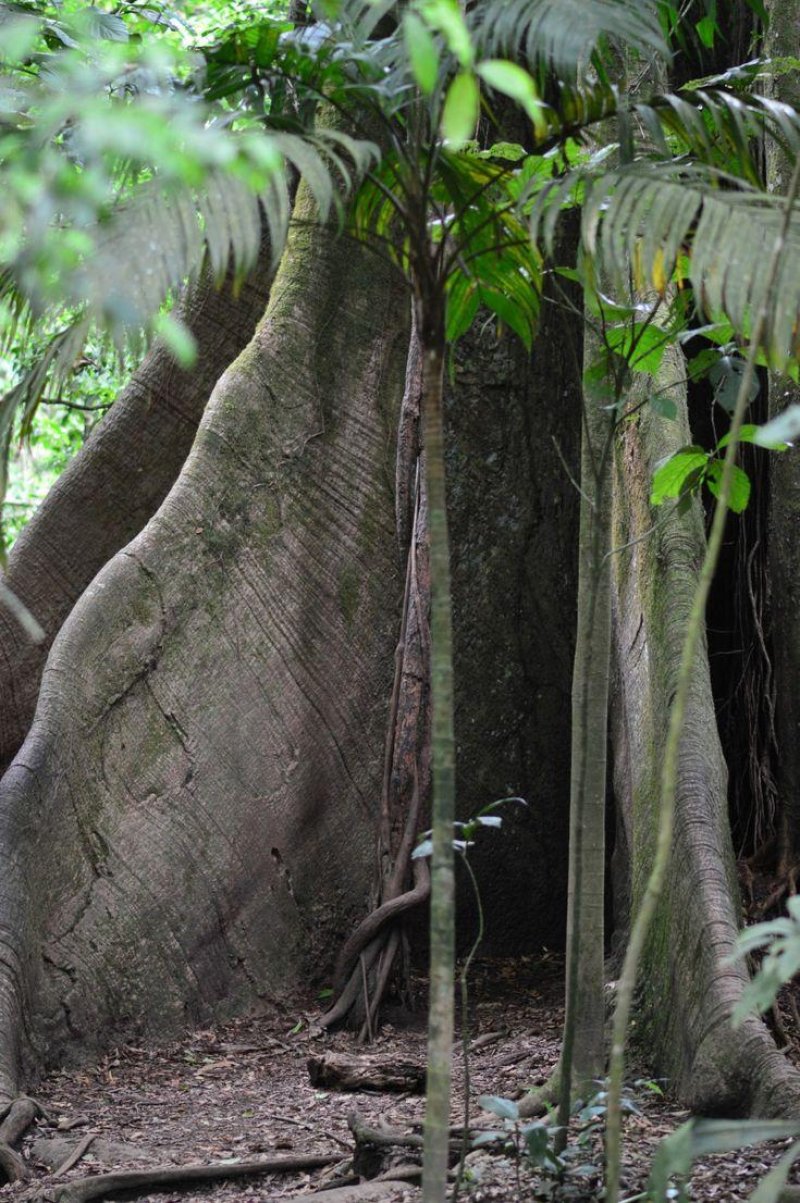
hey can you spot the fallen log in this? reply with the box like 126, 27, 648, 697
308, 1054, 425, 1095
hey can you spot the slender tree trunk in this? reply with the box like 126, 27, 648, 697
557, 362, 613, 1136
0, 183, 409, 1108
0, 251, 274, 773
419, 331, 456, 1203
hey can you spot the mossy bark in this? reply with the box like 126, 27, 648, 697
0, 252, 273, 775
0, 185, 409, 1104
610, 347, 800, 1115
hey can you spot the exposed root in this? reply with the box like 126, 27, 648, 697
516, 1072, 559, 1119
755, 863, 800, 917
0, 1096, 42, 1183
35, 1153, 341, 1203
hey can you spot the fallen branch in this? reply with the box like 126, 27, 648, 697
36, 1152, 341, 1203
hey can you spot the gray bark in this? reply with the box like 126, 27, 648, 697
0, 252, 273, 773
0, 186, 409, 1103
610, 349, 800, 1114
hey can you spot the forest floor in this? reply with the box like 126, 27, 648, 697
0, 954, 798, 1203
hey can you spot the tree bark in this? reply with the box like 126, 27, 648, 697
0, 253, 273, 773
0, 183, 409, 1104
765, 0, 800, 871
610, 345, 800, 1115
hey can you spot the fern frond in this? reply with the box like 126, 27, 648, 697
536, 163, 800, 368
473, 0, 667, 71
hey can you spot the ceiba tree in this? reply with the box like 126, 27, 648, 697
2, 0, 800, 1182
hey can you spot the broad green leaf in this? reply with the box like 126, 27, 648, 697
650, 393, 678, 421
0, 14, 40, 61
478, 1095, 519, 1121
649, 1119, 800, 1203
651, 446, 708, 506
695, 15, 717, 48
442, 71, 479, 146
749, 1142, 800, 1203
705, 461, 751, 513
752, 404, 800, 447
479, 285, 534, 350
708, 356, 760, 414
717, 424, 787, 452
153, 313, 197, 368
477, 60, 546, 138
605, 321, 669, 375
415, 0, 473, 68
470, 1131, 503, 1148
403, 12, 439, 96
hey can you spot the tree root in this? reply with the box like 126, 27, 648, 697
516, 1071, 559, 1119
288, 1182, 415, 1203
35, 1153, 341, 1203
0, 1096, 42, 1183
332, 858, 431, 998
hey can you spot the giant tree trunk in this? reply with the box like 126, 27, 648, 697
765, 0, 800, 871
0, 186, 410, 1104
610, 346, 800, 1114
0, 251, 273, 773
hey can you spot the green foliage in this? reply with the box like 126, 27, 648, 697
648, 1119, 800, 1203
0, 319, 130, 550
650, 444, 752, 515
729, 895, 800, 1027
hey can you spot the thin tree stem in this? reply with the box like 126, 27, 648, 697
453, 852, 485, 1201
604, 156, 800, 1203
420, 338, 456, 1203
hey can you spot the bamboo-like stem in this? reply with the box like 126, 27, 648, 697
604, 157, 800, 1203
420, 337, 456, 1203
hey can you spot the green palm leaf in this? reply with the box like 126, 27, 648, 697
537, 162, 800, 367
473, 0, 667, 69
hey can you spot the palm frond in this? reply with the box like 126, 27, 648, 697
535, 163, 800, 368
472, 0, 667, 71
72, 128, 378, 339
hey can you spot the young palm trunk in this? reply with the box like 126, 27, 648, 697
556, 380, 613, 1142
419, 331, 456, 1203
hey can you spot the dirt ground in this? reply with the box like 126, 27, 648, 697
1, 954, 798, 1203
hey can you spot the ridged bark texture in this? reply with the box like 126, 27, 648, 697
445, 257, 580, 954
0, 254, 273, 773
765, 0, 800, 865
0, 185, 409, 1103
611, 347, 800, 1115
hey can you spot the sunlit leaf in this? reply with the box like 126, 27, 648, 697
442, 70, 479, 145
